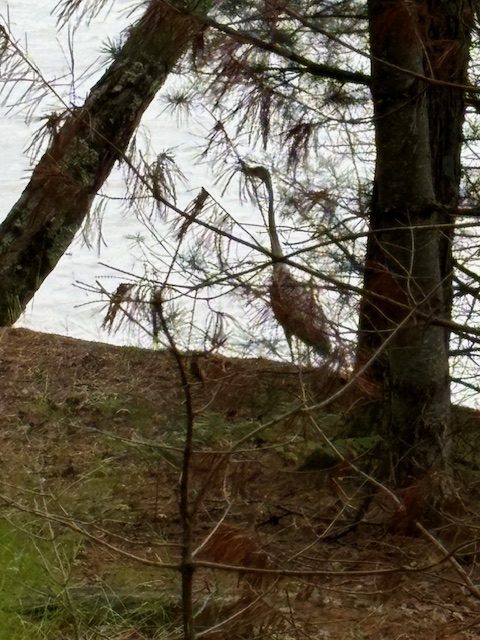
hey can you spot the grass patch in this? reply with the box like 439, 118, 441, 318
0, 519, 80, 639
0, 518, 179, 638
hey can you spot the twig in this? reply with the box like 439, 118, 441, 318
156, 298, 197, 640
415, 522, 480, 600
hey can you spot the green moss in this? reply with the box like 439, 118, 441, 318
298, 436, 381, 471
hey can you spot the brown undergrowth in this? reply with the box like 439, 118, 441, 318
0, 328, 479, 638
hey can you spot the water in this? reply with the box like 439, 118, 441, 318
1, 0, 225, 346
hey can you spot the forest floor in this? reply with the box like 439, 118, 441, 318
1, 327, 480, 639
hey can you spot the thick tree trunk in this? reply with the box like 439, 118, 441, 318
425, 0, 474, 342
358, 0, 474, 486
0, 0, 209, 324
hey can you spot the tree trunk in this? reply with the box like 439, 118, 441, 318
357, 0, 474, 486
0, 0, 209, 325
425, 0, 474, 344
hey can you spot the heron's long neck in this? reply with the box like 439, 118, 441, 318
264, 175, 283, 260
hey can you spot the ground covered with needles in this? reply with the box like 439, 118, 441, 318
1, 327, 480, 639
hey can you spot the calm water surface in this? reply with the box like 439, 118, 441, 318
1, 0, 223, 345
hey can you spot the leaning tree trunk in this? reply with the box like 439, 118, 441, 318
0, 0, 209, 325
357, 0, 474, 487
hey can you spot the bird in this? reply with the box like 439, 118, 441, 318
242, 164, 332, 357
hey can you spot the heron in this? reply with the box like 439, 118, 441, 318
242, 164, 332, 357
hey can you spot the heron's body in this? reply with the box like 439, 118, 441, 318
269, 263, 331, 355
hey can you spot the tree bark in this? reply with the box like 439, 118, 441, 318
0, 0, 209, 324
357, 0, 474, 486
